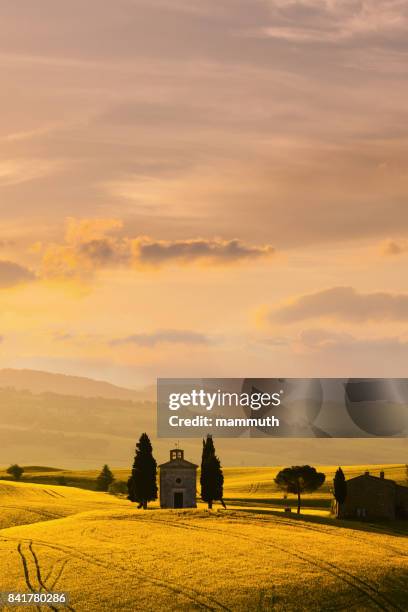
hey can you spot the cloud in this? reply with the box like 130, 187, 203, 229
64, 217, 123, 244
111, 329, 211, 347
268, 286, 408, 323
380, 239, 408, 256
0, 260, 36, 288
259, 336, 290, 347
132, 237, 275, 265
53, 332, 75, 342
262, 1, 408, 44
0, 240, 15, 248
297, 327, 355, 349
40, 218, 276, 279
0, 159, 59, 187
41, 218, 129, 279
296, 327, 408, 353
256, 327, 408, 356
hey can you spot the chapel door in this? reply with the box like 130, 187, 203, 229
174, 492, 183, 508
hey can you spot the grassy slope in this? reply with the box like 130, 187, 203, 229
0, 479, 127, 530
0, 479, 407, 611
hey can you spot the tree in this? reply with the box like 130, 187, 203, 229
200, 435, 226, 509
275, 465, 325, 515
7, 464, 24, 481
333, 467, 347, 509
96, 464, 114, 491
127, 433, 157, 509
108, 480, 128, 495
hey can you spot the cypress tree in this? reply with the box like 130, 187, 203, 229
333, 467, 347, 506
200, 435, 226, 509
96, 464, 114, 491
127, 433, 157, 509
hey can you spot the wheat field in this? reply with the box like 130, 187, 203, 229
0, 467, 407, 611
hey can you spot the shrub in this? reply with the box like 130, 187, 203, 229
108, 480, 128, 495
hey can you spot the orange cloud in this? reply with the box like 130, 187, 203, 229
110, 329, 211, 347
0, 260, 36, 288
64, 217, 123, 244
295, 327, 408, 354
131, 237, 275, 266
40, 218, 276, 279
380, 239, 408, 256
266, 286, 408, 323
0, 159, 58, 187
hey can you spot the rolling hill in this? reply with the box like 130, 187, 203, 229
0, 368, 154, 401
0, 478, 407, 611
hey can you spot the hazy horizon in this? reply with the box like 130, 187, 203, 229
0, 368, 406, 468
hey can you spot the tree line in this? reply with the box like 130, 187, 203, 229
8, 446, 402, 515
125, 433, 331, 513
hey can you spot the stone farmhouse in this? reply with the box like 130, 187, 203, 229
335, 470, 408, 520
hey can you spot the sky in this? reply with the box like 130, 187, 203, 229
1, 0, 408, 388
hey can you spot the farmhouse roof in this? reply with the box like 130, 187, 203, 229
347, 473, 408, 490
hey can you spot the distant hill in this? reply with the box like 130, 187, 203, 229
0, 386, 155, 468
21, 466, 64, 472
0, 369, 406, 469
0, 368, 154, 401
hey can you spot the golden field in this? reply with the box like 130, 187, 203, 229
0, 466, 407, 611
1, 463, 406, 514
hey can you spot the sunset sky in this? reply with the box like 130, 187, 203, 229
1, 0, 408, 388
